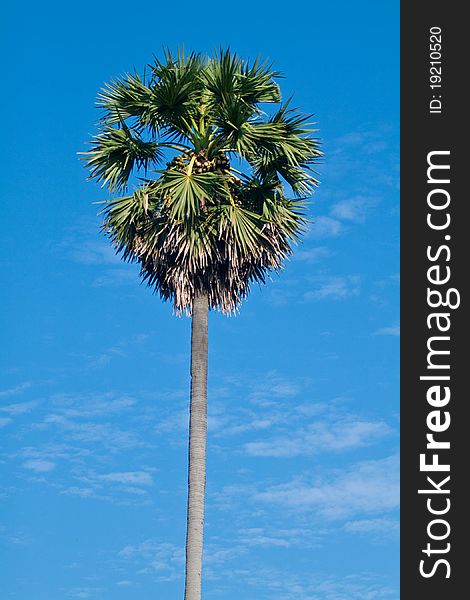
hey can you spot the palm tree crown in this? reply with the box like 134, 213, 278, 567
83, 49, 321, 314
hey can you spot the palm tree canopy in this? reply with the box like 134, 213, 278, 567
83, 49, 322, 314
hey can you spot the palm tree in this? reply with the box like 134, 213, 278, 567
83, 48, 321, 600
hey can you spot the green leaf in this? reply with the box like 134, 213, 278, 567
156, 170, 227, 221
81, 122, 163, 191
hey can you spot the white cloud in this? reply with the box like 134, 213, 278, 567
303, 276, 360, 301
56, 468, 155, 504
374, 325, 400, 337
253, 454, 399, 520
17, 443, 85, 462
308, 216, 343, 238
121, 486, 148, 496
22, 459, 56, 473
344, 517, 399, 536
0, 382, 31, 398
43, 415, 141, 450
0, 400, 38, 415
295, 246, 334, 263
92, 268, 138, 287
220, 417, 279, 437
332, 129, 390, 155
154, 408, 188, 434
88, 347, 127, 368
330, 196, 377, 223
0, 526, 31, 546
98, 471, 154, 486
71, 240, 121, 265
249, 372, 299, 405
67, 587, 101, 599
0, 417, 13, 428
50, 392, 136, 418
60, 487, 94, 498
238, 527, 307, 548
204, 544, 247, 566
333, 131, 370, 148
244, 419, 392, 458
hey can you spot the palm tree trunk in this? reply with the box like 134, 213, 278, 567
184, 293, 208, 600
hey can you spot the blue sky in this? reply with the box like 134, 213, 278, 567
1, 1, 399, 599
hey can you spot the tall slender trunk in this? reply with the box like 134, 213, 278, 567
184, 293, 208, 600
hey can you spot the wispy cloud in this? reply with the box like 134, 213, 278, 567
43, 416, 143, 450
303, 275, 360, 301
249, 372, 299, 404
333, 131, 368, 147
57, 226, 141, 288
67, 587, 102, 599
17, 443, 88, 463
97, 471, 154, 486
244, 418, 392, 458
253, 454, 399, 520
70, 240, 121, 266
35, 392, 145, 452
0, 525, 32, 546
59, 468, 156, 503
0, 400, 38, 415
343, 517, 399, 537
237, 527, 310, 549
217, 416, 280, 437
265, 273, 361, 307
92, 268, 138, 287
88, 347, 127, 368
58, 223, 119, 267
0, 382, 31, 398
331, 129, 391, 155
77, 334, 151, 370
154, 408, 188, 435
374, 325, 400, 337
308, 216, 343, 239
294, 246, 334, 263
49, 392, 136, 418
60, 487, 95, 499
22, 459, 56, 473
330, 196, 378, 224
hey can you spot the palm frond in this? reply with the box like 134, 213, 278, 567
157, 169, 228, 221
148, 50, 204, 138
97, 72, 157, 130
237, 56, 282, 104
203, 50, 281, 115
82, 122, 163, 191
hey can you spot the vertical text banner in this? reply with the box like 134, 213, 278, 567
401, 3, 467, 598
